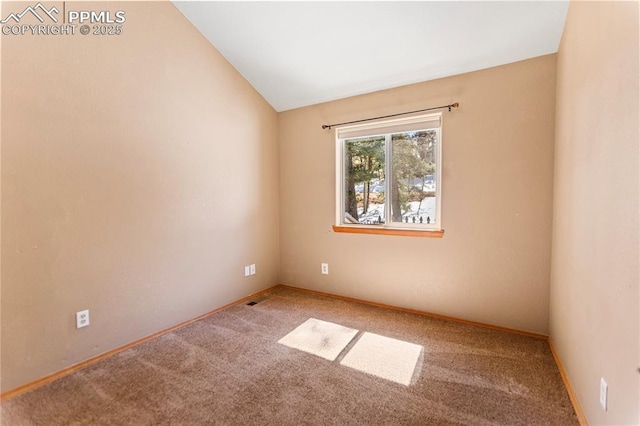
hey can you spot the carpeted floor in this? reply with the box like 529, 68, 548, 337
1, 286, 578, 425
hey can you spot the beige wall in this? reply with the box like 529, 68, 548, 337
278, 55, 556, 334
550, 2, 639, 424
1, 2, 280, 392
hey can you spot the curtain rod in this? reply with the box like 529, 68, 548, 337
321, 102, 459, 130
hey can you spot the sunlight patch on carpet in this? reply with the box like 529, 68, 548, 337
278, 318, 359, 361
340, 332, 423, 386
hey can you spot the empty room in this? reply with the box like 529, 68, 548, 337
1, 1, 638, 425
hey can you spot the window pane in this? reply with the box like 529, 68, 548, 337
344, 136, 386, 225
390, 130, 437, 225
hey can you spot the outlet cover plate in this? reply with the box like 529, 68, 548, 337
76, 310, 90, 328
600, 377, 608, 411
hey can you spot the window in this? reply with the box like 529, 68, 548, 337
334, 113, 443, 236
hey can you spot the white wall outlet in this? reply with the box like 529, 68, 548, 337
321, 263, 329, 274
244, 266, 251, 277
76, 310, 90, 329
600, 377, 608, 411
250, 264, 256, 275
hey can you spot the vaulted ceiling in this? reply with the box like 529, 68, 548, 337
173, 1, 569, 112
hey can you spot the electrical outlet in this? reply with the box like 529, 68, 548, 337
244, 266, 251, 277
321, 263, 329, 274
600, 377, 608, 411
250, 264, 256, 275
76, 310, 90, 329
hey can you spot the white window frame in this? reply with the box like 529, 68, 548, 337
335, 113, 443, 232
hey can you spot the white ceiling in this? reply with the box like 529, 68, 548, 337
173, 1, 569, 112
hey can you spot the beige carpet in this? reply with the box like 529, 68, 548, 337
1, 286, 578, 425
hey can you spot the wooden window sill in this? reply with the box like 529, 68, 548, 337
332, 225, 444, 238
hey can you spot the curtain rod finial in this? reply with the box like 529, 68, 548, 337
322, 125, 331, 130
